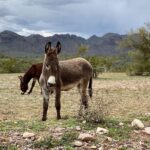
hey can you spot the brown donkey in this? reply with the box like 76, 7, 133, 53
40, 41, 93, 121
18, 63, 42, 94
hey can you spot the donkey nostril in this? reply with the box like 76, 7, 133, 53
47, 82, 55, 87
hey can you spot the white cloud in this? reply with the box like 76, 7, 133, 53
16, 28, 52, 36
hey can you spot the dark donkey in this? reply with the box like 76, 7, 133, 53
40, 41, 93, 121
18, 63, 42, 94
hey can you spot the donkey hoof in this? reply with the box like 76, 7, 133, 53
42, 117, 47, 121
57, 116, 61, 120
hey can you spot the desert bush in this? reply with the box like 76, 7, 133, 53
81, 93, 114, 123
120, 25, 150, 76
0, 57, 40, 73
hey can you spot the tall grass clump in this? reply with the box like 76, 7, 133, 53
81, 91, 114, 123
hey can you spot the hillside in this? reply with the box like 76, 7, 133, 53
0, 30, 126, 57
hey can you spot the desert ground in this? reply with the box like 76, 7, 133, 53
0, 73, 150, 149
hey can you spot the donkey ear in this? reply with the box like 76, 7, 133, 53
45, 41, 51, 53
56, 41, 61, 54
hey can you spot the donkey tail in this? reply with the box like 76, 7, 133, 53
88, 77, 93, 98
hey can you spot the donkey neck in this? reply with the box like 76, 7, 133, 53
23, 66, 35, 83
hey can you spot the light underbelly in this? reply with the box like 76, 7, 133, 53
61, 82, 79, 91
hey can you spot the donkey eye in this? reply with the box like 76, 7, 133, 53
46, 64, 51, 70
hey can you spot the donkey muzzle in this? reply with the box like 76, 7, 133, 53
47, 82, 55, 88
47, 76, 56, 85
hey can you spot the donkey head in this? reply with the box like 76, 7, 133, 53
44, 41, 61, 88
18, 75, 28, 94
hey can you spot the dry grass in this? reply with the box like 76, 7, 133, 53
0, 73, 150, 121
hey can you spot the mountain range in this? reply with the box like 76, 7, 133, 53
0, 30, 127, 57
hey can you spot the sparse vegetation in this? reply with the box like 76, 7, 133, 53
0, 53, 130, 74
0, 73, 150, 149
81, 95, 114, 123
0, 55, 41, 73
33, 136, 59, 148
120, 24, 150, 75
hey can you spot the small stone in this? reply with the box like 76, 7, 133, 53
131, 119, 144, 129
106, 137, 113, 142
76, 126, 81, 131
31, 136, 35, 141
145, 112, 150, 116
96, 127, 109, 134
89, 145, 97, 149
119, 122, 124, 126
9, 137, 14, 143
82, 120, 86, 124
98, 147, 103, 150
23, 132, 35, 138
73, 140, 83, 147
143, 127, 150, 134
78, 133, 95, 142
133, 130, 140, 134
55, 127, 65, 132
14, 132, 20, 136
37, 136, 44, 142
0, 137, 9, 142
25, 138, 32, 144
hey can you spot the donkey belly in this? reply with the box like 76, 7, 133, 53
61, 81, 80, 91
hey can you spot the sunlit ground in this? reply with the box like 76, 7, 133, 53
0, 73, 149, 121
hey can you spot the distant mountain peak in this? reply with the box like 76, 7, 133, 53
102, 33, 120, 38
0, 30, 126, 57
88, 35, 99, 40
1, 30, 19, 36
28, 34, 44, 38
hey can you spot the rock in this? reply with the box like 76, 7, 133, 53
37, 136, 44, 141
55, 127, 65, 132
143, 127, 150, 134
73, 140, 83, 147
96, 127, 109, 134
76, 126, 81, 131
119, 122, 124, 126
14, 132, 20, 136
89, 145, 97, 149
106, 137, 113, 142
9, 137, 14, 143
23, 132, 35, 138
82, 120, 86, 124
98, 147, 103, 150
145, 112, 150, 116
131, 119, 144, 129
0, 137, 9, 142
78, 133, 95, 142
133, 130, 140, 134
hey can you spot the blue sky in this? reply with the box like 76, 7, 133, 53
0, 0, 150, 38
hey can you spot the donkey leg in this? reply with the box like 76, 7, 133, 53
42, 88, 49, 121
55, 87, 61, 119
28, 78, 36, 94
38, 80, 42, 94
81, 79, 89, 109
77, 84, 83, 116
